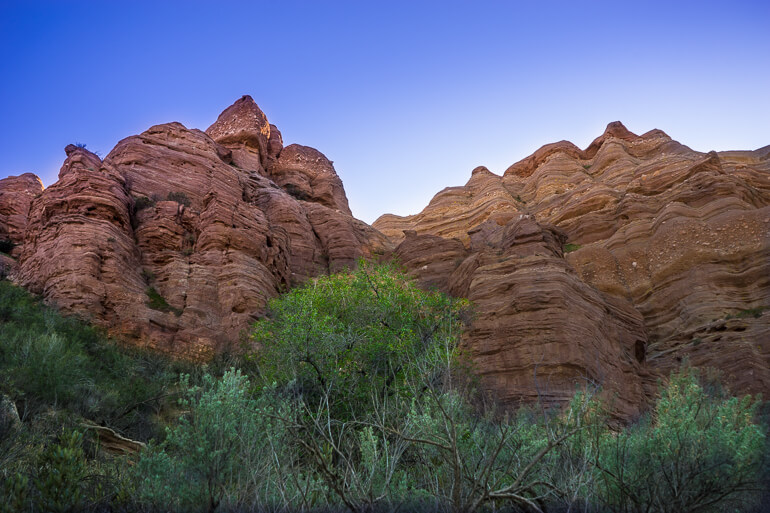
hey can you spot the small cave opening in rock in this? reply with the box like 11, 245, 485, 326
634, 339, 645, 363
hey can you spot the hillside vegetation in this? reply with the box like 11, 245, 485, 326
0, 264, 767, 512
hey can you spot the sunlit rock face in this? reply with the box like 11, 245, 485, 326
3, 96, 391, 358
376, 122, 770, 417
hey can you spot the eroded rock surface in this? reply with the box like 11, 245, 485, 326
0, 172, 43, 253
376, 122, 770, 411
4, 96, 391, 357
2, 108, 767, 417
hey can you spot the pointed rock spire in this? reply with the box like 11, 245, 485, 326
206, 95, 272, 167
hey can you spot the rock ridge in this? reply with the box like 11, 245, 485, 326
375, 121, 770, 412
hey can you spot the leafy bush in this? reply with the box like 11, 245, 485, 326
251, 261, 469, 421
564, 243, 581, 253
133, 195, 155, 212
135, 370, 317, 512
0, 280, 178, 438
166, 191, 191, 207
249, 262, 606, 513
146, 286, 182, 316
594, 368, 766, 513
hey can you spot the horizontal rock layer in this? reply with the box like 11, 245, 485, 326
376, 122, 770, 410
2, 106, 767, 418
4, 96, 391, 358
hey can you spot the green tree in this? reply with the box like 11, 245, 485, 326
249, 262, 597, 513
251, 260, 468, 422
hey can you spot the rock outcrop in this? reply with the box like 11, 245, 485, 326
4, 96, 391, 357
375, 122, 770, 410
2, 106, 767, 418
0, 173, 43, 252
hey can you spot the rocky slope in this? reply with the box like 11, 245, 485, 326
1, 96, 390, 357
375, 122, 770, 411
1, 105, 767, 417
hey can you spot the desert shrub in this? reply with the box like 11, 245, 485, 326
0, 280, 177, 438
10, 333, 90, 409
248, 262, 602, 513
594, 368, 766, 513
167, 191, 191, 207
564, 243, 581, 253
146, 286, 182, 316
134, 370, 315, 512
251, 260, 468, 421
133, 195, 155, 211
32, 430, 88, 512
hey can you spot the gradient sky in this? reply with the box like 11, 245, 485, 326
1, 0, 768, 224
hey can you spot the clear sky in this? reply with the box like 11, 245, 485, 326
1, 0, 768, 224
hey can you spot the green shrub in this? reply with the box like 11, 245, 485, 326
133, 195, 155, 212
249, 262, 606, 513
736, 306, 766, 319
166, 191, 191, 207
11, 333, 90, 409
251, 260, 469, 422
33, 430, 87, 513
134, 370, 311, 512
595, 368, 765, 512
0, 280, 177, 438
146, 287, 182, 316
564, 243, 581, 253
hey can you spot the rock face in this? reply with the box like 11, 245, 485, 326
2, 107, 768, 418
375, 122, 770, 412
0, 173, 43, 251
4, 96, 391, 357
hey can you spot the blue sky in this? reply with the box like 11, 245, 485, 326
1, 0, 768, 224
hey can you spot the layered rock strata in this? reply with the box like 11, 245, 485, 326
376, 122, 770, 407
3, 96, 390, 357
2, 107, 768, 417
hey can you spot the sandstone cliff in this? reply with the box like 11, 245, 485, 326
1, 105, 768, 418
2, 96, 390, 357
375, 122, 770, 412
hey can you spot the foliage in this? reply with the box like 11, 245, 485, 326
0, 279, 179, 438
33, 430, 87, 513
594, 368, 766, 513
1, 265, 768, 512
135, 371, 255, 511
251, 260, 469, 422
135, 370, 323, 512
146, 286, 182, 316
133, 195, 155, 211
735, 307, 767, 319
564, 243, 582, 253
167, 191, 191, 207
249, 262, 605, 513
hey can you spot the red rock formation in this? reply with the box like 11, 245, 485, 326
2, 108, 767, 418
4, 97, 391, 358
0, 172, 43, 254
375, 122, 770, 410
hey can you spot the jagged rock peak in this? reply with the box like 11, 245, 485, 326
603, 120, 636, 139
471, 165, 495, 176
206, 95, 273, 165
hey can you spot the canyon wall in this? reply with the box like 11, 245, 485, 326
1, 102, 767, 416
